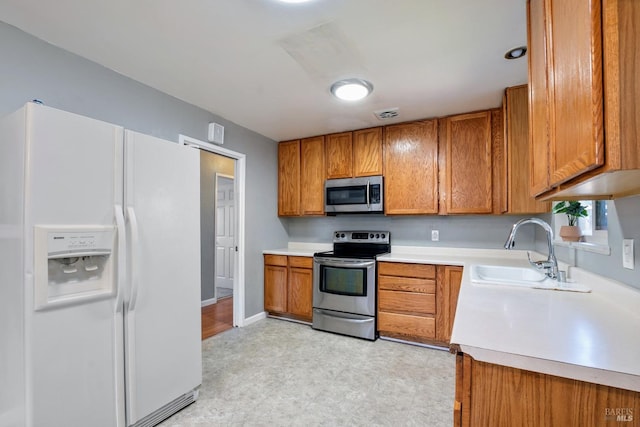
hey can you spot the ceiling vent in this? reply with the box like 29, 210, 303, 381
374, 108, 399, 120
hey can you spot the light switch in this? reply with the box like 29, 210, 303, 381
431, 230, 439, 241
623, 239, 634, 270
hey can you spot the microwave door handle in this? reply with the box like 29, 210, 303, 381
366, 180, 370, 208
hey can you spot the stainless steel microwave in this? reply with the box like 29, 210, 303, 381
324, 175, 383, 214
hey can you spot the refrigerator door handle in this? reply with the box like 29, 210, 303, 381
114, 205, 126, 313
127, 206, 140, 312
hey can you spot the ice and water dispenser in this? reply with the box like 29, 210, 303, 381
34, 226, 115, 310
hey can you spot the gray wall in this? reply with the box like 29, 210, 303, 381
0, 21, 289, 318
537, 196, 640, 291
285, 214, 537, 248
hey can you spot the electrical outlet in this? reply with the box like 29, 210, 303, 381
431, 230, 439, 242
623, 239, 634, 270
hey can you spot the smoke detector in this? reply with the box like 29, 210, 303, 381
374, 108, 399, 120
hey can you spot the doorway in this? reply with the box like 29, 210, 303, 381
179, 134, 246, 335
215, 173, 234, 300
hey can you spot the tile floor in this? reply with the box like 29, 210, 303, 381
160, 318, 455, 426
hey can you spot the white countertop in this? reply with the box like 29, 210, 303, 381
263, 242, 332, 257
378, 246, 640, 392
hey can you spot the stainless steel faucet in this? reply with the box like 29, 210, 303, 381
504, 218, 560, 280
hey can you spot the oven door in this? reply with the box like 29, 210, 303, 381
313, 257, 376, 317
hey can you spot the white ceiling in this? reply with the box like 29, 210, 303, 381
0, 0, 529, 142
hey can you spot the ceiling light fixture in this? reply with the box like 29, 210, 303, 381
504, 46, 527, 60
277, 0, 313, 3
330, 78, 373, 101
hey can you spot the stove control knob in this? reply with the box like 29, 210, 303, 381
381, 233, 386, 239
375, 233, 380, 238
335, 232, 340, 238
341, 233, 345, 238
370, 233, 374, 238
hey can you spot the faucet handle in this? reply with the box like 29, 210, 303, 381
527, 251, 553, 270
527, 251, 558, 278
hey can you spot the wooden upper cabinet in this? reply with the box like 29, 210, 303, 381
527, 0, 551, 196
325, 132, 353, 179
524, 0, 640, 200
545, 0, 604, 187
326, 128, 383, 179
505, 85, 549, 214
300, 136, 325, 215
383, 120, 439, 215
353, 127, 383, 177
278, 140, 300, 216
439, 111, 493, 214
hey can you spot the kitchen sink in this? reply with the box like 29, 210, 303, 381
469, 264, 591, 292
470, 264, 547, 287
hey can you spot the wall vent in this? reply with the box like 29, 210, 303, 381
374, 108, 399, 120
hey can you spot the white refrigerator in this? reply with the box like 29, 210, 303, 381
0, 102, 202, 427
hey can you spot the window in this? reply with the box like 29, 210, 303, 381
577, 200, 608, 244
553, 200, 609, 248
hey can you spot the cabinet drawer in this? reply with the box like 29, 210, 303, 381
289, 256, 313, 269
378, 275, 436, 293
378, 262, 436, 279
378, 312, 435, 339
378, 290, 435, 315
264, 254, 287, 266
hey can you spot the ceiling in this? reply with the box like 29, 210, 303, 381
0, 0, 529, 142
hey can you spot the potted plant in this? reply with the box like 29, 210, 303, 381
552, 201, 588, 242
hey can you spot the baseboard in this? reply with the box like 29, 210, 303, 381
243, 311, 267, 326
201, 297, 217, 307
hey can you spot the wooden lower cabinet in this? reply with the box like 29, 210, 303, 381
287, 262, 313, 318
264, 255, 288, 313
264, 255, 313, 322
436, 265, 463, 343
377, 262, 461, 346
455, 353, 640, 427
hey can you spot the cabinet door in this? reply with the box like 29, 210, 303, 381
300, 136, 325, 215
383, 120, 439, 214
326, 132, 353, 179
527, 0, 551, 196
264, 265, 287, 313
278, 140, 300, 216
353, 127, 383, 177
546, 0, 604, 186
288, 267, 313, 320
505, 85, 549, 213
441, 112, 493, 214
436, 265, 463, 344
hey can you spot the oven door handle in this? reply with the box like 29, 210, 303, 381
314, 258, 375, 268
313, 309, 374, 323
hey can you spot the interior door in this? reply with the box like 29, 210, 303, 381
124, 130, 201, 425
215, 174, 235, 295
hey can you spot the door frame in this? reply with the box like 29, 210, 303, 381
179, 134, 246, 327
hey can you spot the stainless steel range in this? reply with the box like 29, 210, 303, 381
312, 231, 390, 340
